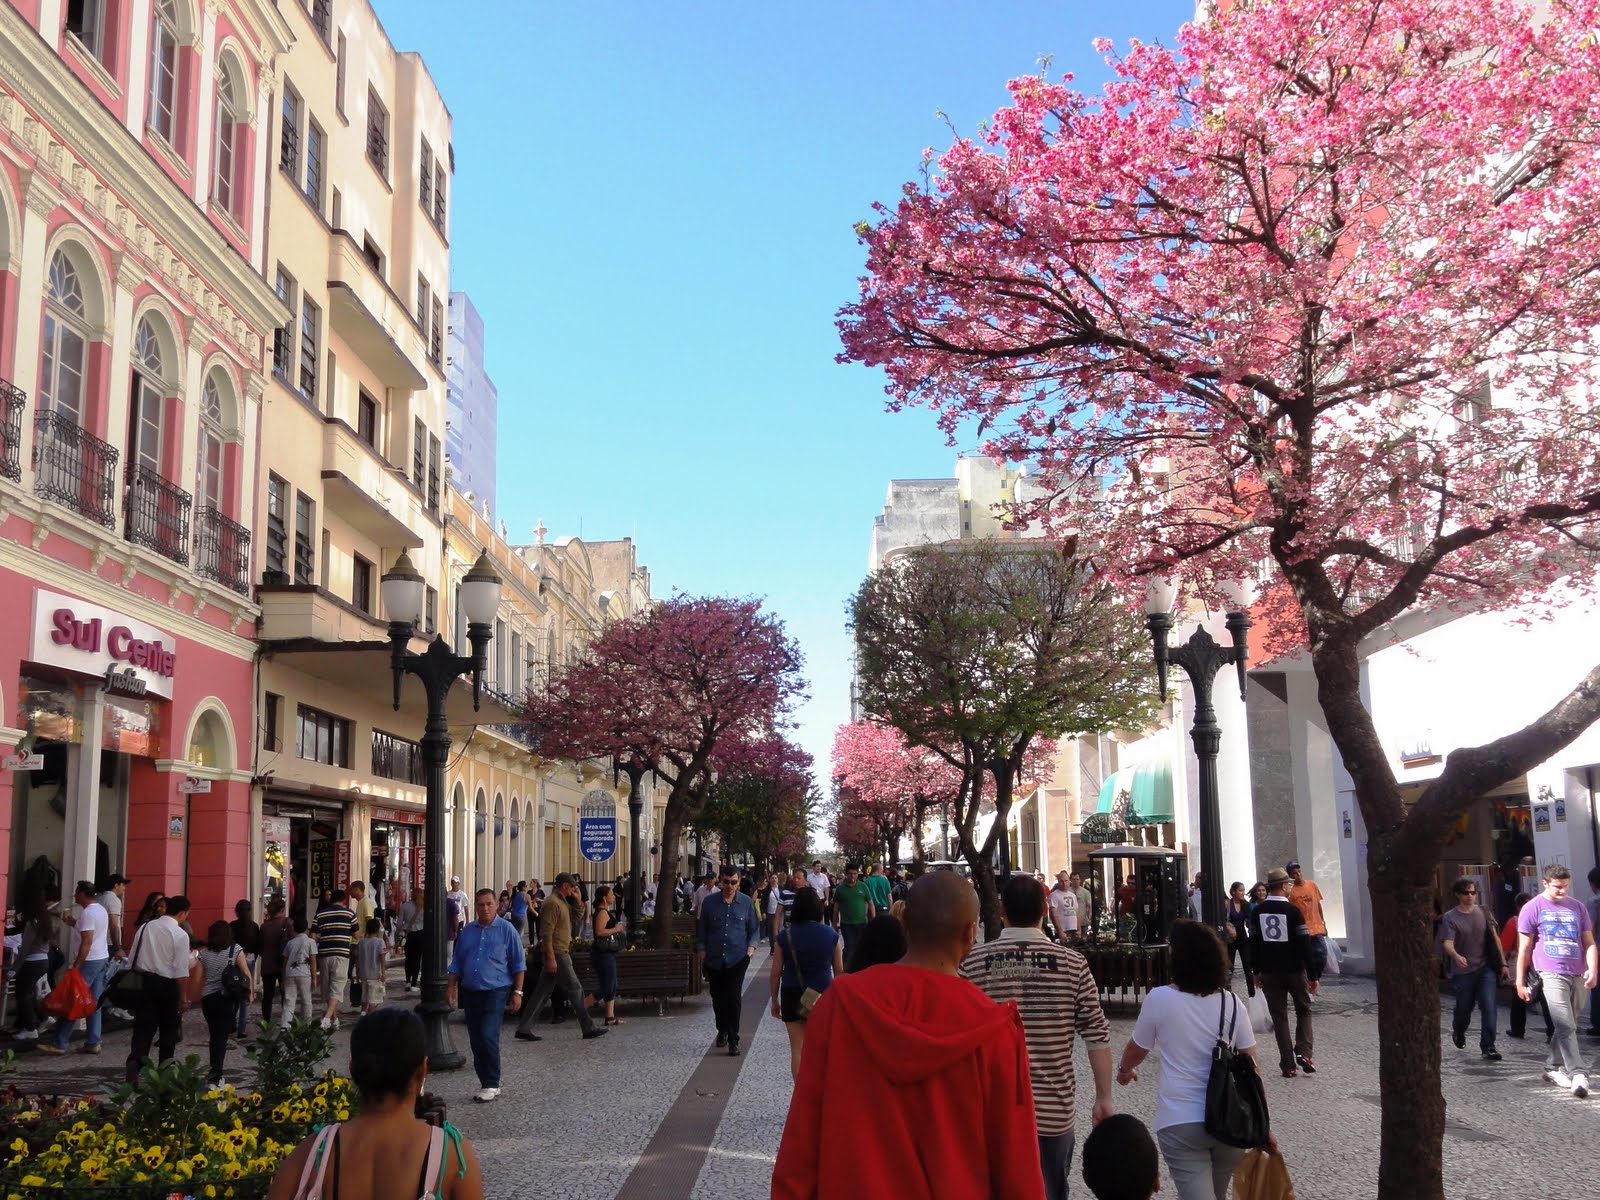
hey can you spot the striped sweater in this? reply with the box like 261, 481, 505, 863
959, 927, 1111, 1135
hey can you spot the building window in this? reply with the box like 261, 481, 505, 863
40, 250, 89, 424
430, 297, 443, 367
197, 375, 226, 510
427, 436, 440, 512
308, 0, 332, 43
128, 318, 167, 475
65, 0, 107, 63
295, 703, 350, 768
305, 120, 325, 213
416, 274, 429, 329
299, 295, 320, 401
213, 64, 241, 213
335, 32, 347, 116
293, 491, 315, 585
361, 235, 384, 277
263, 692, 282, 751
412, 417, 426, 488
330, 188, 342, 229
148, 0, 181, 144
280, 83, 301, 178
265, 473, 288, 580
356, 390, 378, 446
352, 553, 373, 613
425, 585, 438, 634
371, 729, 425, 785
273, 269, 294, 382
420, 140, 433, 213
434, 163, 447, 228
366, 87, 389, 177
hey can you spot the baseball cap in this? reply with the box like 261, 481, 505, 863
449, 875, 462, 885
1285, 860, 1301, 870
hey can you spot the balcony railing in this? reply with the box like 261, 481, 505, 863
33, 410, 119, 527
125, 462, 192, 566
195, 505, 252, 595
1, 380, 23, 482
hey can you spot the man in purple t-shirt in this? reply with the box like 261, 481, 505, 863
1516, 864, 1598, 1098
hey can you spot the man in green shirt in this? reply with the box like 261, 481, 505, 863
864, 864, 893, 923
835, 864, 876, 966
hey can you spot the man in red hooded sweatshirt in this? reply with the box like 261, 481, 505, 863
771, 870, 1044, 1200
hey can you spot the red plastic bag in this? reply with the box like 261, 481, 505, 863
41, 967, 97, 1021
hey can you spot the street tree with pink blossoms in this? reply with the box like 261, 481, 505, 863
695, 734, 817, 874
839, 1, 1600, 1193
523, 595, 805, 949
831, 720, 966, 864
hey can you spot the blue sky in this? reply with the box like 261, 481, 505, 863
375, 0, 1194, 808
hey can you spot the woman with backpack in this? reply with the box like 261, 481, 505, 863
196, 920, 252, 1089
768, 886, 843, 1080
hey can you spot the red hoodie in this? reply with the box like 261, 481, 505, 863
771, 963, 1044, 1200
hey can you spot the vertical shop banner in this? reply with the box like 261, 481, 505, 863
309, 841, 334, 897
412, 846, 427, 892
334, 840, 352, 890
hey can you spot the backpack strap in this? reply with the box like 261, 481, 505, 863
292, 1124, 340, 1200
416, 1124, 446, 1200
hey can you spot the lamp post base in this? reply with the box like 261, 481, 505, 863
419, 995, 465, 1072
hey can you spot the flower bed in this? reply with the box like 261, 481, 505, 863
0, 1021, 345, 1200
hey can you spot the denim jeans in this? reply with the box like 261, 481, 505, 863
841, 924, 865, 968
460, 986, 509, 1089
1450, 966, 1498, 1051
1038, 1130, 1076, 1200
54, 957, 110, 1049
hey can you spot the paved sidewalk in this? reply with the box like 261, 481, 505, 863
6, 965, 1600, 1198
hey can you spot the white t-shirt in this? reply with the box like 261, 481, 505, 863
1130, 986, 1256, 1132
1048, 888, 1079, 933
806, 872, 830, 898
74, 901, 110, 961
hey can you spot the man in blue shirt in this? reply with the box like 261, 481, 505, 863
448, 888, 526, 1102
696, 867, 761, 1057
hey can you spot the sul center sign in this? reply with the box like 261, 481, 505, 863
29, 590, 178, 699
579, 789, 618, 863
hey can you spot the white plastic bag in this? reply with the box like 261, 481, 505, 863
1248, 990, 1273, 1034
1324, 937, 1342, 976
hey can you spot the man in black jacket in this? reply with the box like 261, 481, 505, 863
1251, 866, 1323, 1078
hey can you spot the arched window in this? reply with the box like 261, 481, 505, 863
129, 317, 167, 475
197, 372, 226, 509
212, 60, 241, 212
40, 250, 89, 423
149, 0, 181, 144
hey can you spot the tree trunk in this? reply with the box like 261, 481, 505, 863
652, 804, 687, 949
1368, 848, 1447, 1200
965, 848, 1002, 940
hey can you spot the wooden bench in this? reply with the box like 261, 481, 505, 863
567, 948, 701, 1016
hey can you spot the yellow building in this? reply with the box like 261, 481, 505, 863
249, 1, 514, 922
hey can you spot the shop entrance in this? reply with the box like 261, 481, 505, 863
369, 807, 424, 918
262, 802, 344, 926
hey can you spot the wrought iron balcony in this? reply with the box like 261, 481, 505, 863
125, 462, 192, 566
1, 380, 23, 483
33, 409, 119, 527
195, 505, 252, 595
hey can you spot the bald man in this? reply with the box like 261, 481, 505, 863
772, 872, 1045, 1200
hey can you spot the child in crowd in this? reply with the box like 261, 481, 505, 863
1082, 1114, 1161, 1200
357, 917, 389, 1014
280, 915, 317, 1028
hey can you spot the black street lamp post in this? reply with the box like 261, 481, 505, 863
381, 548, 503, 1072
1143, 575, 1252, 933
613, 753, 649, 946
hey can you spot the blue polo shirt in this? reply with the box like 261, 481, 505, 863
696, 889, 760, 968
448, 916, 526, 992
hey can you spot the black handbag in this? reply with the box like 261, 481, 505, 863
1204, 992, 1271, 1149
103, 926, 152, 1009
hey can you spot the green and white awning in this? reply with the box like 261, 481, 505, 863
1095, 758, 1174, 825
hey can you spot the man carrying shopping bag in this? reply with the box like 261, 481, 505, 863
37, 881, 111, 1055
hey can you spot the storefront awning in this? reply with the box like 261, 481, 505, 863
1096, 758, 1174, 824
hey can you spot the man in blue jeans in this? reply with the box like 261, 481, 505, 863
447, 888, 525, 1103
1439, 877, 1507, 1061
38, 881, 111, 1056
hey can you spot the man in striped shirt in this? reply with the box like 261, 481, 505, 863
311, 888, 358, 1031
960, 873, 1114, 1200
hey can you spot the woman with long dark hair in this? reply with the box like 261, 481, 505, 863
1115, 920, 1265, 1199
591, 885, 626, 1026
769, 886, 843, 1080
11, 890, 59, 1041
1225, 881, 1255, 997
195, 920, 251, 1089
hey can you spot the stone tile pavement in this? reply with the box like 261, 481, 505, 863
6, 962, 1600, 1198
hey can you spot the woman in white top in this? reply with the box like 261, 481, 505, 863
1115, 920, 1264, 1200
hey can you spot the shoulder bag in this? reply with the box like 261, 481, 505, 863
103, 925, 152, 1009
1204, 991, 1271, 1149
220, 945, 252, 1001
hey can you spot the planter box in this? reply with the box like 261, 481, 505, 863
1080, 943, 1170, 1006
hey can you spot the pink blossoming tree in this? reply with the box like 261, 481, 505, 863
831, 720, 966, 863
523, 595, 806, 948
839, 1, 1600, 1192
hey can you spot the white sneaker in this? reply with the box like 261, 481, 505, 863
1572, 1073, 1589, 1099
319, 1017, 332, 1030
108, 1007, 135, 1022
1546, 1068, 1573, 1089
13, 1029, 38, 1042
475, 1087, 500, 1102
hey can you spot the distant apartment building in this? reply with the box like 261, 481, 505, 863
445, 290, 495, 515
0, 0, 291, 922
